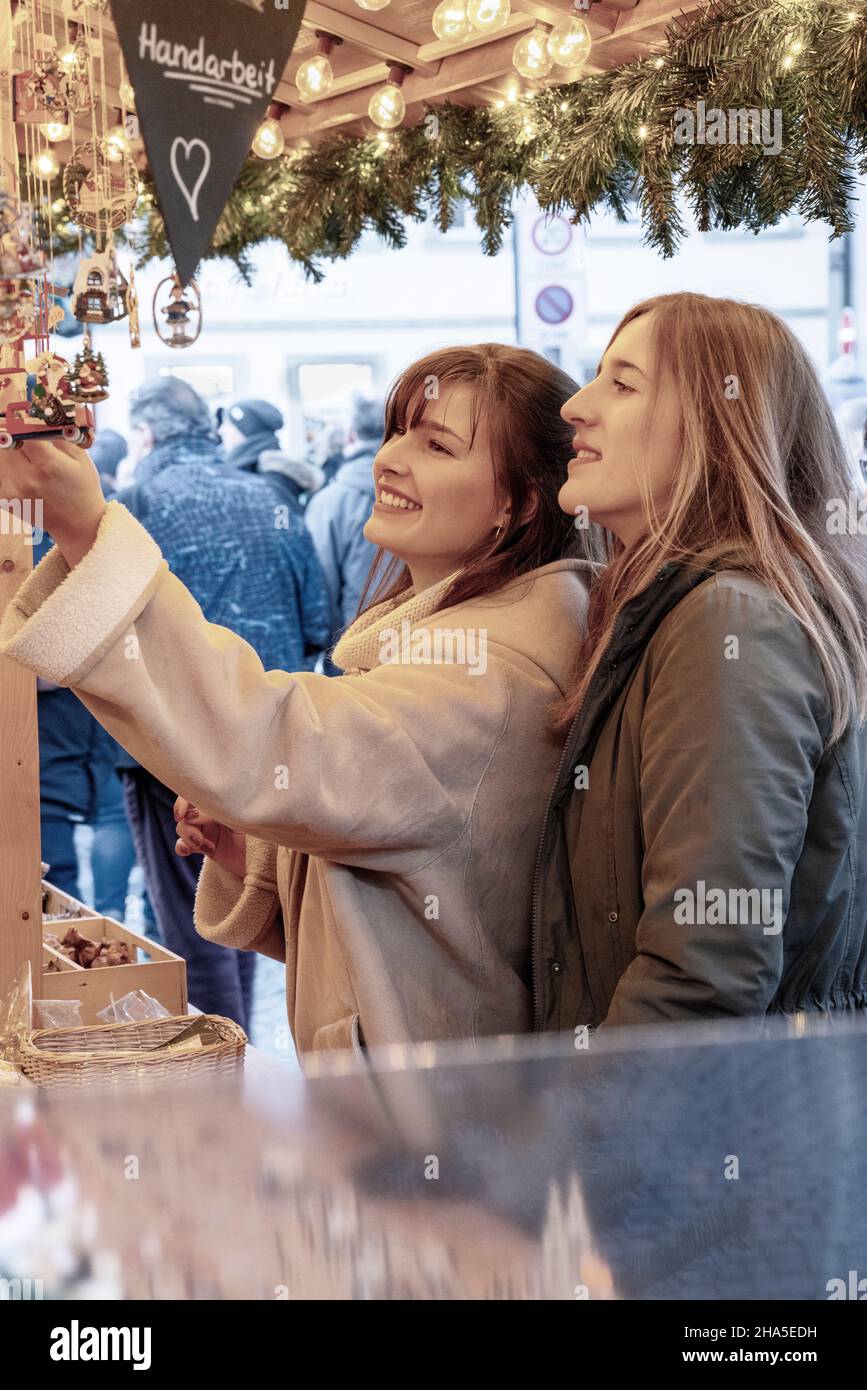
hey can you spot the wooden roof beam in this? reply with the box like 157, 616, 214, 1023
417, 13, 536, 63
282, 28, 533, 138
300, 2, 440, 75
513, 1, 615, 29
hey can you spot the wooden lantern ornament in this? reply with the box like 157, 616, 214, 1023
153, 273, 202, 349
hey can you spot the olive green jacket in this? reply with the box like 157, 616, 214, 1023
533, 567, 867, 1031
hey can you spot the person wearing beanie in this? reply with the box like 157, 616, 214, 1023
220, 398, 324, 515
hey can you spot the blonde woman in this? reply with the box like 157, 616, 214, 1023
0, 345, 600, 1060
534, 292, 867, 1031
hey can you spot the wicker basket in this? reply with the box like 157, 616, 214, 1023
17, 1013, 247, 1090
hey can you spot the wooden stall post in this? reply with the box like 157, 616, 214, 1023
0, 1, 41, 1013
0, 527, 42, 1008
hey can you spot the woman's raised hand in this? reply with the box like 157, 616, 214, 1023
1, 438, 107, 567
173, 796, 247, 879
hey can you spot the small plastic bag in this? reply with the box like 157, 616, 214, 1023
96, 990, 172, 1024
34, 998, 84, 1030
0, 962, 33, 1060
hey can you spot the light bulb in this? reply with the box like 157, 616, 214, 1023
548, 15, 591, 68
58, 45, 78, 67
252, 116, 285, 159
467, 0, 510, 33
368, 82, 405, 130
40, 119, 70, 142
32, 149, 60, 179
355, 0, 390, 8
119, 78, 135, 108
432, 0, 471, 40
513, 26, 553, 79
105, 125, 131, 160
296, 54, 334, 101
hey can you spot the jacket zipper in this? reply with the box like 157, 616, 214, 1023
529, 567, 667, 1031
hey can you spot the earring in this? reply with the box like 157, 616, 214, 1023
494, 524, 503, 541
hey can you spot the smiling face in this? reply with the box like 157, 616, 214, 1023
558, 312, 682, 546
363, 383, 508, 593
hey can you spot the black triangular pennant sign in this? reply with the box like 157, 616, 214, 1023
110, 0, 305, 286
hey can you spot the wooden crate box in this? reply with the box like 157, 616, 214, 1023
42, 881, 187, 1026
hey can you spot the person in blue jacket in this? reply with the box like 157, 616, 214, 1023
305, 392, 387, 665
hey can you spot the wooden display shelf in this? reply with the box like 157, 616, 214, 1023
42, 881, 187, 1026
0, 523, 189, 1034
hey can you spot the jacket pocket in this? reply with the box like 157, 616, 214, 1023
350, 1012, 367, 1064
312, 1011, 368, 1066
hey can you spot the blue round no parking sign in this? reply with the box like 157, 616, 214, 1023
535, 285, 574, 325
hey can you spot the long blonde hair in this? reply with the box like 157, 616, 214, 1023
562, 292, 867, 743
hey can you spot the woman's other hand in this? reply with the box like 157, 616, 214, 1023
173, 796, 247, 879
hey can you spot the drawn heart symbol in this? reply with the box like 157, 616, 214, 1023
169, 137, 211, 223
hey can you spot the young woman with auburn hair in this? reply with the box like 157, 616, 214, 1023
0, 344, 601, 1061
533, 291, 867, 1032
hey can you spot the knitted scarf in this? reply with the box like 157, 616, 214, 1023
331, 571, 460, 675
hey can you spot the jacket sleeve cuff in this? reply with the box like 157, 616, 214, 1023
194, 835, 285, 961
0, 501, 167, 686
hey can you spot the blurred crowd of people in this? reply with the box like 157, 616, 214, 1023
38, 376, 386, 1034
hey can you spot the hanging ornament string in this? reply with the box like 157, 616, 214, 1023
60, 6, 85, 268
116, 36, 141, 349
20, 8, 31, 213
119, 38, 142, 352
19, 2, 46, 352
114, 17, 138, 230
97, 2, 112, 197
74, 4, 100, 247
40, 0, 58, 303
85, 5, 104, 248
96, 3, 110, 246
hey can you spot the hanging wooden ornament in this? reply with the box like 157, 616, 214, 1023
153, 273, 202, 349
127, 263, 141, 348
0, 193, 42, 344
25, 36, 91, 114
62, 139, 138, 234
0, 280, 38, 345
0, 232, 45, 280
25, 351, 77, 426
69, 332, 110, 402
0, 191, 21, 237
71, 245, 129, 323
0, 199, 45, 279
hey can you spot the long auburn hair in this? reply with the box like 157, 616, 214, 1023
560, 292, 867, 743
356, 343, 605, 617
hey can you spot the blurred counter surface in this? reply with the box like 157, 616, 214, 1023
1, 1014, 866, 1300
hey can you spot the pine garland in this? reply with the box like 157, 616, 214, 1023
37, 0, 867, 279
